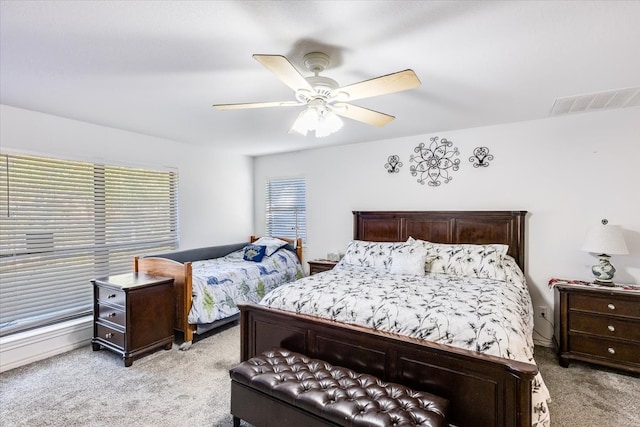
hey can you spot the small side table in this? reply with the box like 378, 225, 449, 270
553, 280, 640, 374
308, 259, 339, 275
92, 272, 175, 367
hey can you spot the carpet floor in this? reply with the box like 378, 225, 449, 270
1, 324, 638, 426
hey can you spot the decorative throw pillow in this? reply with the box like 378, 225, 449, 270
426, 242, 509, 280
251, 237, 289, 257
388, 249, 429, 276
242, 244, 267, 262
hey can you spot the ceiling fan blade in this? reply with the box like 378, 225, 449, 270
334, 69, 421, 102
253, 54, 314, 93
213, 101, 302, 110
332, 103, 395, 127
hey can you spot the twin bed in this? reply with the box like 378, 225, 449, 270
240, 211, 550, 427
134, 236, 303, 349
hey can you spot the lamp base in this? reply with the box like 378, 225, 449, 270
593, 280, 616, 287
591, 254, 616, 284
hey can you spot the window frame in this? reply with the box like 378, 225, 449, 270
0, 152, 179, 337
264, 176, 307, 244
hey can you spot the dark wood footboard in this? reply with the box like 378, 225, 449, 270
239, 303, 537, 427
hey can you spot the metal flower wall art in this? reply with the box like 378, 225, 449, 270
384, 155, 402, 173
409, 136, 460, 186
469, 146, 493, 168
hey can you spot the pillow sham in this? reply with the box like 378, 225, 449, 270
242, 244, 266, 262
426, 242, 509, 281
338, 240, 427, 274
499, 254, 526, 284
252, 236, 289, 257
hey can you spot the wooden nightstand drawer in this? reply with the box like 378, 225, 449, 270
570, 335, 640, 365
571, 293, 639, 317
96, 323, 125, 349
569, 312, 640, 342
97, 286, 126, 307
97, 305, 126, 328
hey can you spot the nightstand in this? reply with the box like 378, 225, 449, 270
553, 281, 640, 374
92, 272, 175, 367
308, 259, 339, 275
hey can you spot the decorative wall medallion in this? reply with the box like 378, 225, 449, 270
384, 155, 402, 173
409, 137, 460, 186
469, 147, 493, 168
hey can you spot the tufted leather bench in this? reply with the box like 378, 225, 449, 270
229, 348, 450, 427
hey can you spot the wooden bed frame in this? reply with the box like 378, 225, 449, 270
133, 236, 302, 348
239, 211, 537, 427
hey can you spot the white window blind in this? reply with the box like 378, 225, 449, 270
265, 177, 306, 243
0, 153, 178, 336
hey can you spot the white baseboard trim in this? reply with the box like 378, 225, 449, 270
534, 337, 554, 348
0, 316, 93, 373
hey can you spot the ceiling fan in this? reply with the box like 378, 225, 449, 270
212, 52, 421, 137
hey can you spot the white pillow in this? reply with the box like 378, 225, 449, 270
388, 249, 429, 276
252, 236, 289, 257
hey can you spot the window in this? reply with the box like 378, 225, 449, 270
265, 177, 306, 243
0, 153, 178, 337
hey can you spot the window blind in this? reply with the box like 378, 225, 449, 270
0, 153, 178, 336
265, 177, 306, 243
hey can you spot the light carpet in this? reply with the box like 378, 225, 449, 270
1, 324, 639, 426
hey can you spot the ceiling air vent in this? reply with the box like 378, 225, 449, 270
550, 86, 640, 116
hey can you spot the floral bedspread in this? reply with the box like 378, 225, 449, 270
188, 248, 303, 325
260, 259, 551, 427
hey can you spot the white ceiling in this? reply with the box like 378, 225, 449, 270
2, 1, 639, 156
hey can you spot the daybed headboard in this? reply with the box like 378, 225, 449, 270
353, 210, 527, 271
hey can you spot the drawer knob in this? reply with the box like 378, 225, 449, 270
607, 303, 615, 310
608, 325, 615, 332
105, 333, 114, 339
108, 294, 117, 299
107, 312, 117, 318
608, 347, 616, 354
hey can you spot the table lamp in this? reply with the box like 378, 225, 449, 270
580, 219, 628, 285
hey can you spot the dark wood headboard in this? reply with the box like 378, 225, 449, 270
353, 210, 527, 271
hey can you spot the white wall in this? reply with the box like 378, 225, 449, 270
0, 104, 254, 371
254, 106, 640, 346
0, 105, 254, 249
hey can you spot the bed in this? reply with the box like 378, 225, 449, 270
238, 211, 550, 427
134, 236, 303, 349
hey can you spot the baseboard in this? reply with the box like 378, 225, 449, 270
0, 316, 93, 373
533, 337, 554, 348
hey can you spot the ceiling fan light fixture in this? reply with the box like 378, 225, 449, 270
289, 107, 317, 136
315, 109, 343, 138
290, 103, 343, 138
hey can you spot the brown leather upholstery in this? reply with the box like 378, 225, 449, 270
230, 348, 449, 427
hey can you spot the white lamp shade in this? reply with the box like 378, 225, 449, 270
315, 110, 343, 138
581, 224, 629, 255
289, 105, 343, 138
